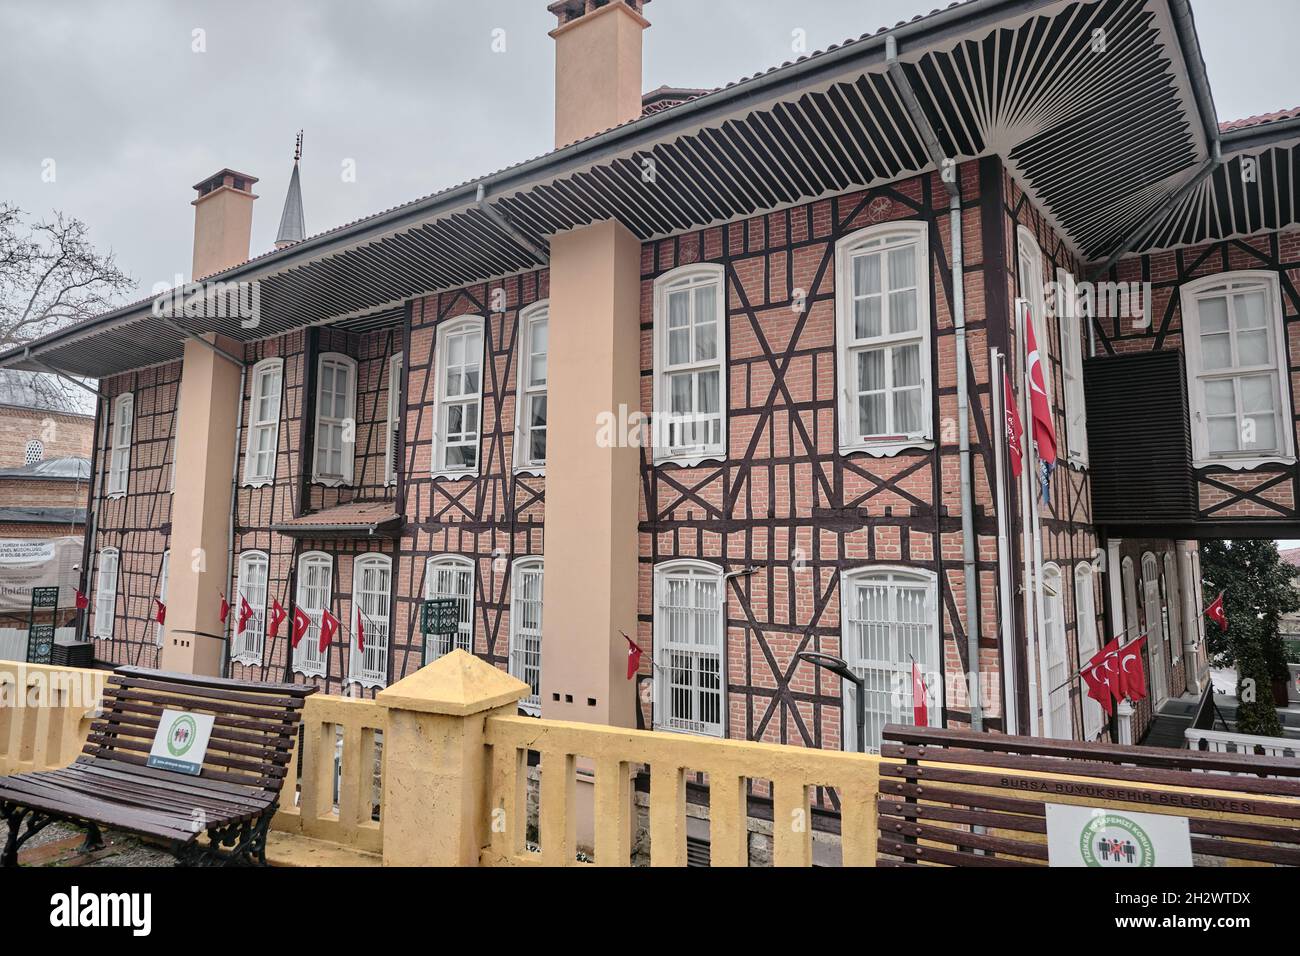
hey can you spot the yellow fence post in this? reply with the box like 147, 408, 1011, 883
375, 650, 528, 867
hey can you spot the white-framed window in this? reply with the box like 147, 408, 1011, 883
232, 550, 269, 666
313, 352, 357, 486
349, 554, 391, 690
24, 440, 43, 465
1056, 269, 1089, 466
840, 566, 940, 753
653, 264, 727, 465
107, 393, 133, 497
1163, 552, 1182, 666
1074, 562, 1104, 740
1121, 555, 1139, 641
835, 222, 932, 456
243, 358, 283, 486
294, 552, 332, 677
423, 555, 474, 663
93, 547, 119, 639
1041, 563, 1071, 740
432, 317, 484, 478
509, 557, 544, 715
1017, 226, 1052, 408
155, 550, 170, 647
1180, 271, 1294, 468
515, 302, 548, 474
385, 352, 403, 487
653, 560, 725, 737
1141, 551, 1168, 704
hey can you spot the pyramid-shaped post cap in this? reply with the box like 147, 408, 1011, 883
376, 649, 529, 716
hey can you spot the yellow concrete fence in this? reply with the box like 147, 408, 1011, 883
0, 660, 108, 776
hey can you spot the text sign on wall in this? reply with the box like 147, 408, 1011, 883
147, 709, 215, 776
1045, 803, 1192, 867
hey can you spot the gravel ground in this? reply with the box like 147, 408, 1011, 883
17, 820, 173, 867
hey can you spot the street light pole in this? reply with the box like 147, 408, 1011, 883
796, 650, 865, 754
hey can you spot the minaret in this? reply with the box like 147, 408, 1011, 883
274, 131, 306, 250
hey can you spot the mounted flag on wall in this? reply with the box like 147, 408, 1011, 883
268, 599, 286, 639
1205, 591, 1227, 632
291, 606, 311, 649
1003, 371, 1024, 479
1024, 313, 1057, 504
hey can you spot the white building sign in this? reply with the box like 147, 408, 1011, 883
1045, 803, 1193, 867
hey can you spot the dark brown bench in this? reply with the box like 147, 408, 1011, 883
0, 666, 315, 867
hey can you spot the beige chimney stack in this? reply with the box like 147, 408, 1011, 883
549, 0, 650, 148
191, 169, 258, 280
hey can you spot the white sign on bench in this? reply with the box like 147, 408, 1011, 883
147, 709, 214, 776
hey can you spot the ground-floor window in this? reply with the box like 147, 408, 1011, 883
232, 550, 268, 666
294, 552, 332, 677
840, 566, 939, 753
1075, 562, 1105, 740
94, 548, 119, 639
1042, 563, 1071, 740
653, 561, 724, 737
509, 558, 544, 714
349, 554, 391, 689
424, 556, 474, 663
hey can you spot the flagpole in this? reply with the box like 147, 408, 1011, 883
1015, 299, 1044, 737
990, 347, 1020, 735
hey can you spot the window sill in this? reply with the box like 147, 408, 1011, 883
312, 475, 354, 488
1192, 453, 1297, 471
652, 721, 725, 739
431, 469, 478, 482
242, 476, 275, 489
839, 437, 934, 458
1066, 455, 1089, 471
230, 652, 264, 668
348, 675, 386, 692
513, 465, 546, 478
653, 450, 727, 469
106, 491, 126, 500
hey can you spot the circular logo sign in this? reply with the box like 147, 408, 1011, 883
1080, 813, 1155, 867
167, 714, 199, 758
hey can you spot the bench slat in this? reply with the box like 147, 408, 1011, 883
110, 674, 307, 711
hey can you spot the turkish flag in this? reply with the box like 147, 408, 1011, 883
219, 592, 230, 624
237, 595, 254, 635
268, 599, 286, 639
1003, 371, 1024, 478
1121, 636, 1148, 702
623, 632, 642, 680
354, 604, 366, 653
154, 599, 166, 625
1080, 656, 1113, 716
75, 589, 89, 610
319, 608, 339, 654
912, 659, 928, 726
1098, 636, 1123, 701
1206, 591, 1227, 632
1024, 314, 1057, 466
290, 606, 311, 649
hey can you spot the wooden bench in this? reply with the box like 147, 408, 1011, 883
0, 666, 315, 867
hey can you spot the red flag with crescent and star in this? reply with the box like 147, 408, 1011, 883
623, 632, 642, 680
219, 592, 230, 624
1003, 371, 1024, 479
1098, 636, 1123, 702
1024, 313, 1057, 502
154, 599, 166, 625
1080, 653, 1114, 716
319, 608, 339, 654
1120, 636, 1148, 702
1205, 591, 1227, 632
291, 606, 311, 649
912, 659, 928, 725
75, 589, 89, 610
268, 599, 287, 639
354, 604, 366, 653
237, 594, 254, 635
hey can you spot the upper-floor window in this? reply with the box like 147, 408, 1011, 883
509, 557, 544, 715
244, 358, 283, 486
293, 551, 332, 678
107, 393, 133, 497
156, 550, 170, 647
835, 223, 932, 456
232, 550, 269, 666
1074, 562, 1104, 740
314, 352, 356, 486
1180, 271, 1294, 467
653, 560, 724, 737
424, 555, 475, 664
1041, 563, 1070, 740
350, 554, 391, 690
24, 440, 43, 465
1055, 269, 1089, 466
653, 264, 726, 465
1017, 227, 1053, 408
515, 302, 548, 474
385, 352, 403, 487
433, 317, 484, 478
840, 565, 939, 752
93, 547, 119, 639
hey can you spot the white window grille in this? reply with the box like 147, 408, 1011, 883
385, 352, 403, 487
1142, 552, 1168, 704
423, 556, 474, 663
24, 440, 43, 465
1042, 563, 1071, 740
840, 566, 939, 753
1056, 269, 1089, 465
653, 561, 724, 737
653, 265, 726, 464
232, 550, 269, 666
349, 554, 391, 689
433, 318, 484, 477
835, 223, 932, 456
244, 358, 283, 486
1074, 562, 1104, 740
1180, 271, 1294, 467
515, 303, 548, 473
294, 552, 332, 677
108, 393, 133, 496
509, 558, 544, 714
93, 547, 119, 639
313, 353, 356, 486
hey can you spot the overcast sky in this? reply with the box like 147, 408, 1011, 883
1, 0, 1297, 301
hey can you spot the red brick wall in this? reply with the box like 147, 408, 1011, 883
0, 405, 93, 468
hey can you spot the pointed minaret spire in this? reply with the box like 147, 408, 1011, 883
274, 131, 306, 250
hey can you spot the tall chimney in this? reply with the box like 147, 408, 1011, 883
191, 169, 258, 280
549, 0, 650, 148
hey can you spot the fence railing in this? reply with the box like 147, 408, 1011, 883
1186, 726, 1300, 760
273, 693, 385, 855
0, 659, 108, 776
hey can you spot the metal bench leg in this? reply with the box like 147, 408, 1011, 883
0, 803, 56, 867
77, 822, 104, 854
